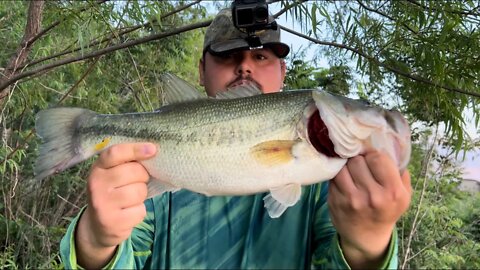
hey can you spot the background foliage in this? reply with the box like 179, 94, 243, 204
0, 0, 479, 268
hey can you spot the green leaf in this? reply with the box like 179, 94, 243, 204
311, 4, 317, 35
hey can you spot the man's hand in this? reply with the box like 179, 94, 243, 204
75, 143, 157, 269
328, 151, 412, 269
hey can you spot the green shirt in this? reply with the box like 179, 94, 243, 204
60, 182, 398, 269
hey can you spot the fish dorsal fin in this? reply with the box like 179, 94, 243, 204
215, 84, 263, 99
160, 73, 204, 104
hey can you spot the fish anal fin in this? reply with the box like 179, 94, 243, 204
263, 183, 302, 218
250, 140, 296, 166
263, 194, 288, 218
147, 179, 180, 199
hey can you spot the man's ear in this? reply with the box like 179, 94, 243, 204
199, 58, 205, 86
280, 59, 287, 83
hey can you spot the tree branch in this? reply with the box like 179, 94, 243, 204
356, 0, 419, 35
0, 20, 212, 93
2, 0, 299, 93
400, 126, 438, 268
0, 1, 45, 102
272, 0, 309, 19
0, 55, 103, 166
19, 0, 201, 70
405, 0, 480, 17
2, 1, 109, 77
23, 0, 110, 56
280, 25, 480, 98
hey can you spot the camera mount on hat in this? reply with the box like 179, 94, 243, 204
231, 0, 278, 48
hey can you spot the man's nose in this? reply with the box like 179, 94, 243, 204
235, 54, 253, 75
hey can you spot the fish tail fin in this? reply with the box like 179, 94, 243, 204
35, 107, 95, 180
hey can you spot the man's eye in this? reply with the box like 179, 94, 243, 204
212, 54, 236, 63
217, 53, 234, 60
255, 54, 267, 60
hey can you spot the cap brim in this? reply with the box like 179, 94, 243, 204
208, 39, 290, 58
264, 42, 290, 58
209, 39, 250, 56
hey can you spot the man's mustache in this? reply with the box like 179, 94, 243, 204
227, 76, 262, 90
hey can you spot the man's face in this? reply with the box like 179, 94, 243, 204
199, 48, 286, 97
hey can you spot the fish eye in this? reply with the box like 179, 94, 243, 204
356, 98, 373, 107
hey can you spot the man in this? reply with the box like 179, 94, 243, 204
60, 8, 411, 269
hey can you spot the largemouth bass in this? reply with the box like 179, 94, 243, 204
35, 74, 411, 218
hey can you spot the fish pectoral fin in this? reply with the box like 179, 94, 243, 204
147, 179, 180, 199
263, 184, 302, 218
250, 140, 297, 166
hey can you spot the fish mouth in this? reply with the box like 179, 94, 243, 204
307, 110, 339, 158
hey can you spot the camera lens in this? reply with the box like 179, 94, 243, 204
231, 0, 269, 29
236, 8, 254, 27
253, 6, 268, 23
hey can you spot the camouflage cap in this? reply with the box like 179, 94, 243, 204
203, 8, 290, 58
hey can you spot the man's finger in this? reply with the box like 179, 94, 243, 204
110, 182, 148, 209
103, 162, 151, 187
95, 143, 157, 169
117, 204, 147, 230
365, 151, 401, 189
332, 166, 358, 196
346, 155, 381, 194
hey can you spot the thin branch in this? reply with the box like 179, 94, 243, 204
401, 126, 438, 268
0, 20, 212, 93
126, 50, 149, 111
0, 1, 45, 102
21, 0, 110, 56
3, 1, 109, 76
356, 1, 479, 65
405, 0, 480, 16
407, 240, 435, 261
58, 58, 102, 104
4, 0, 290, 92
280, 25, 480, 98
19, 0, 202, 70
272, 0, 308, 18
0, 54, 103, 166
356, 0, 419, 35
0, 131, 35, 165
1, 2, 134, 167
19, 208, 43, 228
0, 0, 206, 167
56, 194, 80, 211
